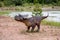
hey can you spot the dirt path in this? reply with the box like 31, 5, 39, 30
0, 16, 60, 40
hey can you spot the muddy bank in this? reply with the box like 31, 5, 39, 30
0, 16, 60, 40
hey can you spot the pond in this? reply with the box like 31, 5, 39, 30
8, 11, 60, 22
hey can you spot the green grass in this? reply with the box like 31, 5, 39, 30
0, 11, 10, 15
41, 20, 60, 27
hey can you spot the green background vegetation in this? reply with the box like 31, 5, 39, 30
0, 0, 60, 7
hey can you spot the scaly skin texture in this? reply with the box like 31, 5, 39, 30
15, 14, 48, 32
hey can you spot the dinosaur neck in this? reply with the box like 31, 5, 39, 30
21, 19, 28, 23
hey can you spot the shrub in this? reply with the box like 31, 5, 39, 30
13, 0, 23, 6
33, 3, 42, 16
3, 0, 23, 6
0, 2, 4, 7
15, 7, 20, 11
52, 2, 57, 6
22, 3, 30, 7
3, 0, 14, 6
57, 1, 60, 6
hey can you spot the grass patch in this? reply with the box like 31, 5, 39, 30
0, 11, 10, 15
41, 20, 60, 27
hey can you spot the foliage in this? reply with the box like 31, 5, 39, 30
13, 0, 23, 6
57, 1, 60, 6
33, 0, 39, 4
0, 0, 60, 7
3, 0, 15, 6
0, 2, 4, 7
33, 3, 42, 16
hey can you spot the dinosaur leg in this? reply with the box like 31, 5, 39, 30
31, 25, 35, 32
36, 24, 40, 32
26, 26, 30, 32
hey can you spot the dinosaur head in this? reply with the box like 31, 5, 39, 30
14, 14, 24, 21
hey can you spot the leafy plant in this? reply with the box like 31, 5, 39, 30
33, 3, 42, 16
57, 1, 60, 6
0, 2, 4, 7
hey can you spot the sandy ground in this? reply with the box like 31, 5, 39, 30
0, 16, 60, 40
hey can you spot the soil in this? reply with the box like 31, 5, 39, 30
0, 16, 60, 40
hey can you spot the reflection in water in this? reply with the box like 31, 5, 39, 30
8, 11, 60, 22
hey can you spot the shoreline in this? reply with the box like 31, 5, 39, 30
42, 6, 60, 11
0, 6, 60, 11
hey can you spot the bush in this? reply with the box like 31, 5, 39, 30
33, 3, 42, 16
3, 0, 23, 6
15, 7, 20, 11
22, 3, 33, 7
52, 2, 57, 6
0, 2, 4, 7
22, 3, 30, 7
3, 0, 14, 6
13, 0, 23, 6
57, 1, 60, 6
